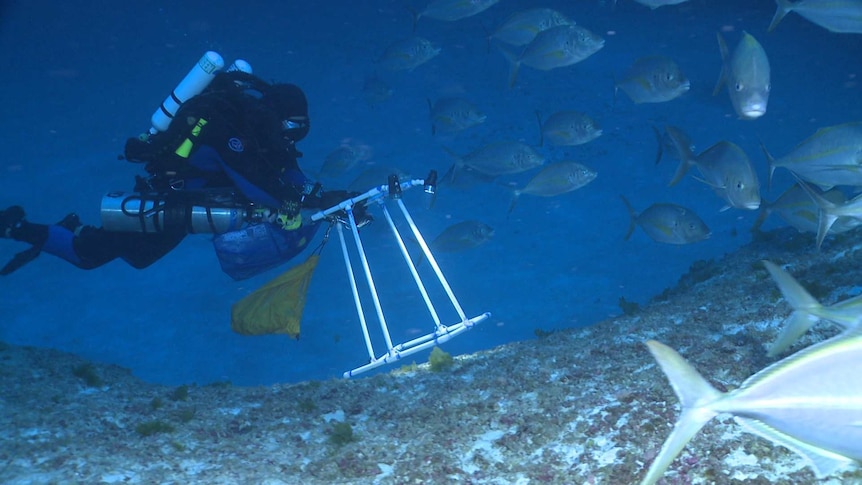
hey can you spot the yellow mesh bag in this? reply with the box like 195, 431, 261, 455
231, 254, 320, 338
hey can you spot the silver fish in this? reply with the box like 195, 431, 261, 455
319, 141, 373, 179
769, 0, 862, 34
629, 0, 691, 9
752, 183, 860, 234
501, 24, 604, 87
347, 167, 410, 193
763, 121, 862, 190
653, 124, 695, 166
615, 56, 690, 104
429, 220, 495, 253
490, 8, 574, 46
714, 31, 771, 120
508, 161, 597, 213
642, 335, 862, 485
695, 141, 761, 210
428, 97, 486, 135
793, 175, 862, 249
379, 37, 440, 71
414, 0, 499, 23
362, 75, 393, 106
445, 141, 545, 180
667, 128, 760, 210
537, 110, 602, 146
763, 260, 862, 356
621, 196, 710, 244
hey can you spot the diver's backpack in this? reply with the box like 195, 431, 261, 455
123, 71, 277, 192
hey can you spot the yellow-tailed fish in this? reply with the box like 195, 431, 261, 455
653, 124, 695, 166
762, 121, 862, 190
793, 174, 862, 249
414, 220, 494, 265
427, 97, 486, 135
347, 167, 410, 193
769, 0, 862, 34
642, 335, 862, 484
714, 31, 771, 120
694, 141, 761, 210
629, 0, 691, 9
752, 183, 859, 234
536, 110, 602, 146
621, 196, 710, 244
666, 128, 760, 211
319, 141, 373, 179
444, 141, 545, 181
413, 0, 499, 24
490, 8, 573, 46
508, 161, 597, 213
763, 260, 862, 356
499, 24, 604, 87
378, 36, 440, 71
362, 74, 393, 106
615, 56, 690, 104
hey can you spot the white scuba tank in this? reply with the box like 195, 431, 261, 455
149, 51, 225, 134
226, 59, 253, 74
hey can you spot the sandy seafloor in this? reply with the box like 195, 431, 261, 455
3, 225, 861, 484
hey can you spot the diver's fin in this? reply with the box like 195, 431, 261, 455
0, 245, 42, 275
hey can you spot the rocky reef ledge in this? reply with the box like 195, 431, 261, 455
2, 228, 860, 484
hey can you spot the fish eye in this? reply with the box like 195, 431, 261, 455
735, 82, 744, 92
737, 181, 745, 189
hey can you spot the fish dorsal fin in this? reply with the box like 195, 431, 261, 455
713, 32, 730, 96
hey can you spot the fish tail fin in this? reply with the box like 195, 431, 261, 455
668, 154, 691, 187
507, 190, 521, 216
666, 126, 694, 186
760, 141, 777, 190
441, 163, 459, 185
427, 98, 436, 135
768, 0, 794, 32
535, 110, 545, 147
403, 1, 420, 32
479, 22, 493, 55
762, 260, 824, 356
651, 124, 664, 165
762, 260, 822, 312
641, 340, 722, 485
441, 146, 463, 184
496, 43, 521, 88
793, 175, 839, 250
713, 32, 729, 96
750, 203, 771, 233
620, 195, 638, 241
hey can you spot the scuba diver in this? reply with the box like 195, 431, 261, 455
0, 58, 370, 280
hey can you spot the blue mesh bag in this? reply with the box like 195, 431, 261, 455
213, 221, 321, 280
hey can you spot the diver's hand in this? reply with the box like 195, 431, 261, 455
314, 190, 355, 210
328, 201, 373, 229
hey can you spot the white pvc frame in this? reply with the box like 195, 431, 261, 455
310, 179, 490, 378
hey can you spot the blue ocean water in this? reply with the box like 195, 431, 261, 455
0, 0, 859, 386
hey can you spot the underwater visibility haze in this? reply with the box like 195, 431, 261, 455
2, 0, 862, 483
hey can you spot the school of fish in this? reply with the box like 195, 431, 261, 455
329, 1, 862, 480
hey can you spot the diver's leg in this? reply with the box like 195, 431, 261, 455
2, 207, 185, 272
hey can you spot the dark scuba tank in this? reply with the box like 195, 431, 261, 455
100, 191, 246, 234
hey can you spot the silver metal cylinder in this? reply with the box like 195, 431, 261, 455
101, 191, 246, 234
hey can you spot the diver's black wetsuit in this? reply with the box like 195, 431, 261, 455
1, 72, 358, 275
